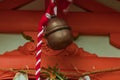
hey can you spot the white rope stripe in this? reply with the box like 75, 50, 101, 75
37, 40, 42, 47
36, 59, 41, 66
36, 49, 41, 57
35, 68, 41, 75
67, 0, 73, 2
45, 13, 51, 19
54, 6, 57, 16
51, 0, 54, 3
36, 0, 57, 80
45, 78, 49, 80
37, 78, 40, 80
38, 29, 44, 37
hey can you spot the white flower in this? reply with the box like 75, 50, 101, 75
79, 75, 91, 80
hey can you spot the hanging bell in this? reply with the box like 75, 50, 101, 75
45, 17, 73, 50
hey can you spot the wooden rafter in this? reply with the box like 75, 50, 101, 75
73, 0, 117, 12
0, 0, 34, 10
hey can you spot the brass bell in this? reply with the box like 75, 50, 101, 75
45, 17, 73, 50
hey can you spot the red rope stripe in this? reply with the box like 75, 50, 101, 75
36, 0, 57, 80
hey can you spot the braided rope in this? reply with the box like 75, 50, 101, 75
36, 0, 57, 80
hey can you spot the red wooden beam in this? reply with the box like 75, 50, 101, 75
66, 12, 120, 35
0, 10, 43, 33
0, 11, 120, 34
73, 0, 117, 12
0, 0, 34, 10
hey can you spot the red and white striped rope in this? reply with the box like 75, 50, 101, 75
36, 0, 57, 80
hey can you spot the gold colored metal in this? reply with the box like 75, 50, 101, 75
45, 17, 73, 50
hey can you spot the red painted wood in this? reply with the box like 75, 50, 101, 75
1, 11, 120, 51
41, 33, 120, 80
0, 0, 34, 10
0, 32, 120, 80
41, 53, 120, 80
0, 44, 36, 79
0, 54, 35, 79
110, 33, 120, 48
0, 10, 43, 33
73, 0, 117, 12
0, 11, 120, 34
0, 32, 37, 79
66, 12, 120, 35
1, 11, 120, 47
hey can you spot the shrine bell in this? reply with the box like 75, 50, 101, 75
45, 17, 73, 50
